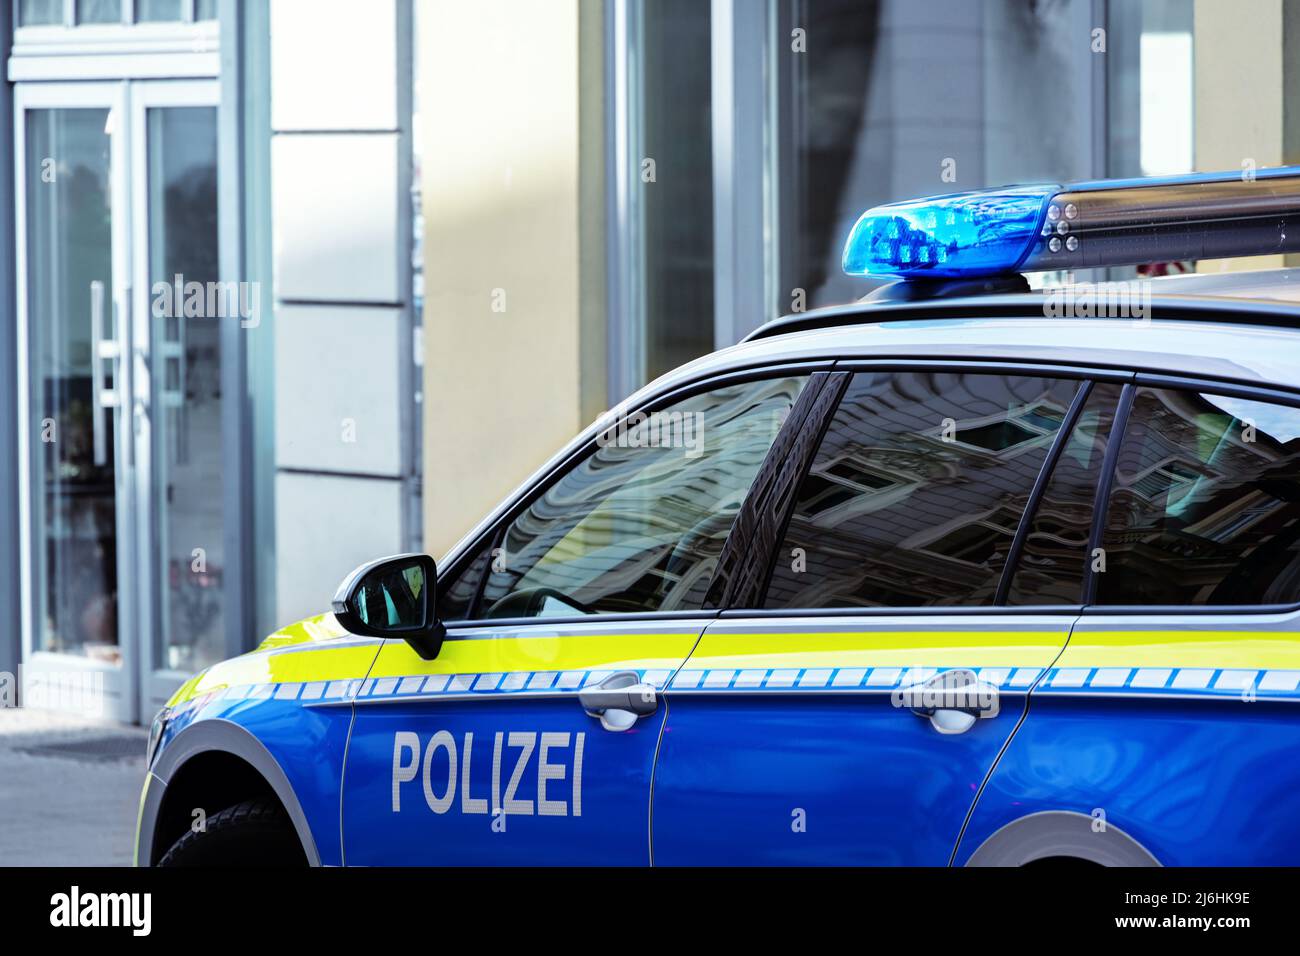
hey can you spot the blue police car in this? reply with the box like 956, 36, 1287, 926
138, 167, 1300, 866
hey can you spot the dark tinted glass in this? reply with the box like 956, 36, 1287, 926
1007, 382, 1123, 605
641, 0, 713, 382
454, 377, 806, 620
1098, 388, 1300, 606
437, 546, 490, 622
764, 371, 1079, 609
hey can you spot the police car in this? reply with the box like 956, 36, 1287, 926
138, 168, 1300, 866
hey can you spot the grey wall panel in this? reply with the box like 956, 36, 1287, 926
274, 304, 404, 476
271, 133, 401, 302
273, 471, 403, 626
268, 0, 413, 630
270, 0, 399, 133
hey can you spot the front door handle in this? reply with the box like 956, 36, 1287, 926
895, 668, 1000, 735
578, 671, 657, 732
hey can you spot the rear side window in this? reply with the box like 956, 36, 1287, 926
1097, 387, 1300, 606
449, 376, 808, 620
763, 370, 1081, 609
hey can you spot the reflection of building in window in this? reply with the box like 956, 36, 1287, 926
1101, 388, 1300, 605
766, 372, 1079, 609
476, 377, 807, 617
1005, 385, 1122, 606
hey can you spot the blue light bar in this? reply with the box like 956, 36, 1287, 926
843, 166, 1300, 280
842, 185, 1057, 279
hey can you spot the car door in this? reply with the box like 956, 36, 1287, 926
652, 366, 1122, 864
340, 371, 815, 864
959, 380, 1300, 865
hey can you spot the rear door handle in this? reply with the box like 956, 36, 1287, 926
578, 671, 657, 732
895, 668, 1000, 735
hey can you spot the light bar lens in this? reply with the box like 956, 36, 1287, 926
842, 185, 1057, 279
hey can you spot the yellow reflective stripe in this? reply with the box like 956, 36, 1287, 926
167, 643, 382, 706
687, 631, 1067, 671
368, 632, 699, 679
1058, 631, 1300, 670
254, 612, 350, 651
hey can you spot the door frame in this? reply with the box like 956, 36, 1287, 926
15, 79, 137, 722
14, 77, 221, 724
128, 77, 220, 716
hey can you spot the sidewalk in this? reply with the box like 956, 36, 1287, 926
0, 707, 147, 866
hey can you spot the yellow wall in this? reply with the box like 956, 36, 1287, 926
1194, 0, 1300, 271
420, 0, 606, 558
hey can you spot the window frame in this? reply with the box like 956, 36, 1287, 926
10, 0, 218, 83
433, 359, 836, 631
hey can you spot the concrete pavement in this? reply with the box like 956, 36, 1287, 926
0, 707, 146, 866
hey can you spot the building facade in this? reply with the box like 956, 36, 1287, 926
2, 0, 1296, 723
0, 0, 420, 722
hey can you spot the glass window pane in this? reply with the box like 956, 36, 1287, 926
472, 377, 807, 619
1007, 382, 1123, 605
19, 0, 63, 26
146, 106, 223, 672
772, 0, 1095, 312
638, 0, 713, 383
136, 0, 183, 22
26, 108, 119, 661
437, 547, 491, 623
76, 0, 121, 24
765, 371, 1080, 609
195, 0, 217, 20
1098, 389, 1300, 606
1106, 0, 1195, 179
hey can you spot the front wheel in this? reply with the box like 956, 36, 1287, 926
157, 798, 307, 867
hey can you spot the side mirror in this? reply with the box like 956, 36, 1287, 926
331, 553, 445, 660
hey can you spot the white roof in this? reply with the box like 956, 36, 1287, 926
655, 306, 1300, 399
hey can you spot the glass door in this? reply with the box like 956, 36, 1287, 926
16, 83, 135, 721
130, 81, 223, 714
16, 80, 222, 723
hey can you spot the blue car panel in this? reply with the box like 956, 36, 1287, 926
957, 694, 1300, 865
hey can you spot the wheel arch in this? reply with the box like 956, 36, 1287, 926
964, 810, 1161, 867
139, 717, 322, 867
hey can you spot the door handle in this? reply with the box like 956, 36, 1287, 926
89, 279, 120, 468
578, 671, 657, 732
894, 668, 1000, 735
156, 289, 187, 465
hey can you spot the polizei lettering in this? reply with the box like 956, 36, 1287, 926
391, 730, 585, 817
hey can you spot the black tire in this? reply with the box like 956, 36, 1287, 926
157, 798, 307, 867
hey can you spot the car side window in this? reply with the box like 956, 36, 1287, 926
1097, 387, 1300, 606
763, 370, 1081, 609
1006, 381, 1123, 605
437, 546, 491, 621
442, 376, 809, 621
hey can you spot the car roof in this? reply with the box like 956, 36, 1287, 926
1134, 266, 1300, 303
638, 273, 1300, 404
